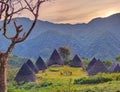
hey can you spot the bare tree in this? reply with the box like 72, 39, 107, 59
0, 0, 48, 92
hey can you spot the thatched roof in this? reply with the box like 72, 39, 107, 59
87, 60, 108, 75
69, 55, 83, 67
47, 49, 64, 66
14, 63, 36, 83
35, 57, 47, 70
26, 59, 39, 73
109, 62, 120, 73
86, 57, 98, 70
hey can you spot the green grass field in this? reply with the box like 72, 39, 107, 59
37, 66, 87, 81
7, 65, 120, 92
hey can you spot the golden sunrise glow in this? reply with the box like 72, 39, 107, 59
103, 10, 120, 17
19, 0, 120, 24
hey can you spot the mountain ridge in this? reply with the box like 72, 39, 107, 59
1, 13, 120, 60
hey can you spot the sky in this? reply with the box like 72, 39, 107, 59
20, 0, 120, 24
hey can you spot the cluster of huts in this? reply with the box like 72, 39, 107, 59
14, 49, 120, 83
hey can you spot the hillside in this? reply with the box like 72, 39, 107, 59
1, 13, 120, 60
8, 55, 28, 67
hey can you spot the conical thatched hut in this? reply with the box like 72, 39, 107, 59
47, 49, 64, 66
109, 62, 120, 73
14, 63, 36, 84
35, 56, 47, 70
26, 59, 38, 73
86, 57, 98, 70
69, 55, 83, 68
87, 60, 108, 75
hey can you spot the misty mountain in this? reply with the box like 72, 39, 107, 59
1, 13, 120, 60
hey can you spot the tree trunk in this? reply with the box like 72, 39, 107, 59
0, 53, 8, 92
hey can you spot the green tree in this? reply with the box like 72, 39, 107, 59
82, 59, 90, 68
115, 56, 120, 63
103, 60, 113, 68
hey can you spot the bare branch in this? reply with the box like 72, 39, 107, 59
0, 0, 49, 54
15, 0, 47, 43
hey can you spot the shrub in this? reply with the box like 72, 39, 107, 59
74, 73, 114, 84
83, 89, 95, 92
41, 82, 52, 87
115, 74, 120, 80
21, 82, 36, 90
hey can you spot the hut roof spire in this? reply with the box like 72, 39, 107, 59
47, 49, 64, 66
14, 63, 36, 83
26, 59, 39, 73
35, 56, 47, 70
86, 57, 98, 70
69, 55, 83, 67
87, 60, 108, 75
109, 62, 120, 73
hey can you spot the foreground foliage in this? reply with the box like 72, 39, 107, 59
8, 66, 120, 92
74, 73, 120, 84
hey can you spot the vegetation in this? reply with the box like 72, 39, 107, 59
82, 59, 90, 68
116, 56, 120, 63
103, 60, 113, 68
58, 46, 71, 64
74, 73, 120, 84
8, 55, 28, 67
7, 65, 120, 92
7, 68, 19, 82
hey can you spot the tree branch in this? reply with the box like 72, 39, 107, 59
0, 0, 49, 54
15, 0, 46, 43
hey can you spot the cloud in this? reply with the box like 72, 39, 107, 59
20, 0, 120, 24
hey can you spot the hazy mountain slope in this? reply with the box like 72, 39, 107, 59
0, 13, 120, 60
84, 31, 120, 59
13, 30, 84, 59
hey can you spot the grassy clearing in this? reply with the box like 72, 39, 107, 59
37, 66, 87, 81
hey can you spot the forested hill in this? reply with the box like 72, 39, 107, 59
1, 13, 120, 60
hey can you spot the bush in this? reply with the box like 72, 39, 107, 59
83, 89, 95, 92
115, 74, 120, 80
20, 82, 36, 90
74, 73, 120, 84
41, 82, 52, 87
116, 90, 120, 92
